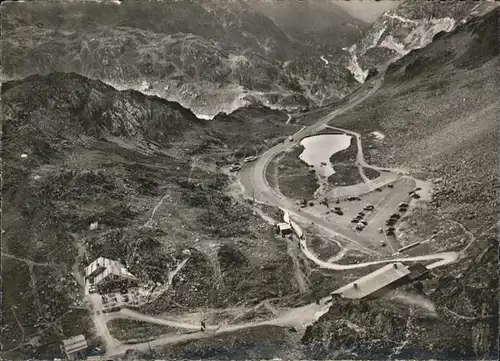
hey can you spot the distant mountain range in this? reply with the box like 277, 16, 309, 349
1, 0, 497, 115
340, 0, 499, 82
1, 1, 364, 117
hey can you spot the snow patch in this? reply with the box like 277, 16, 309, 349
139, 80, 152, 92
345, 52, 369, 83
383, 12, 419, 25
195, 113, 213, 120
366, 22, 388, 51
320, 55, 329, 65
404, 17, 456, 51
371, 131, 385, 140
379, 35, 407, 56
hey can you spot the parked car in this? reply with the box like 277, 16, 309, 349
363, 205, 374, 211
387, 184, 394, 188
89, 285, 97, 294
399, 203, 409, 207
360, 220, 368, 225
243, 156, 258, 163
375, 188, 382, 192
390, 214, 401, 219
358, 212, 365, 217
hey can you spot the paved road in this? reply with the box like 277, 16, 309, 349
297, 234, 458, 271
99, 73, 464, 357
238, 76, 392, 255
238, 73, 461, 267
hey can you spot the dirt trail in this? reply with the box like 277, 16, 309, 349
144, 193, 171, 228
285, 237, 309, 294
298, 234, 458, 271
2, 252, 63, 268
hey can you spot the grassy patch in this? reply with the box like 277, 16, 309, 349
329, 135, 357, 164
108, 319, 180, 342
328, 164, 363, 186
276, 147, 317, 200
217, 243, 298, 306
309, 236, 341, 261
364, 167, 380, 180
131, 325, 294, 360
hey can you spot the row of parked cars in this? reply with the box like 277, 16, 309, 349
382, 202, 409, 236
351, 204, 375, 231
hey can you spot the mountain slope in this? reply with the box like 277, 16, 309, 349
302, 7, 499, 359
248, 1, 368, 50
1, 72, 320, 359
340, 0, 499, 82
1, 1, 360, 117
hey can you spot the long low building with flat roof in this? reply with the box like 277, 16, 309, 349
332, 262, 412, 300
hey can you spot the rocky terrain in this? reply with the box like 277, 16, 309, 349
1, 0, 362, 118
248, 1, 368, 51
301, 7, 499, 360
2, 2, 498, 360
1, 72, 327, 359
340, 0, 499, 82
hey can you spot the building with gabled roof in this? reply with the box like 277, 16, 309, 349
85, 257, 138, 293
61, 334, 87, 360
276, 222, 293, 236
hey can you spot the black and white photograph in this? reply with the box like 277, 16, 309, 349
1, 0, 499, 360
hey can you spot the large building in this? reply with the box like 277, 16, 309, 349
85, 257, 138, 293
333, 262, 411, 300
332, 262, 431, 300
61, 334, 87, 360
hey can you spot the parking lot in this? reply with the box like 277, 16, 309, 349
307, 177, 419, 253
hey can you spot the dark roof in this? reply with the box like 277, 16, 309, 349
407, 263, 430, 280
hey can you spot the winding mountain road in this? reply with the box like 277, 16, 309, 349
101, 73, 461, 356
238, 73, 459, 270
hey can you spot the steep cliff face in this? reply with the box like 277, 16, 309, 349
2, 72, 201, 147
341, 0, 499, 82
